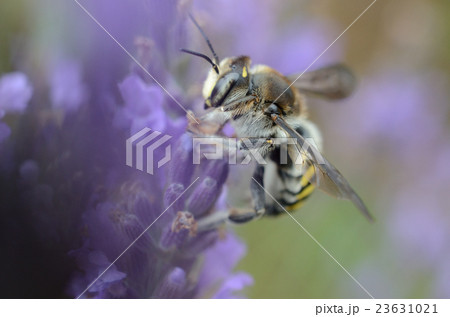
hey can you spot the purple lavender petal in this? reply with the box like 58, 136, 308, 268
167, 133, 195, 186
164, 182, 186, 215
181, 230, 219, 256
202, 159, 229, 188
103, 282, 130, 299
160, 225, 189, 250
87, 250, 110, 266
186, 177, 219, 217
90, 267, 127, 292
213, 272, 254, 299
118, 74, 162, 118
83, 202, 129, 260
69, 249, 128, 298
155, 267, 187, 299
117, 74, 166, 134
117, 213, 153, 251
197, 232, 247, 294
134, 194, 160, 227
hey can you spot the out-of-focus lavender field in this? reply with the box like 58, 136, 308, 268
0, 0, 449, 298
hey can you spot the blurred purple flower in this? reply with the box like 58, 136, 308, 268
49, 60, 87, 112
331, 71, 449, 163
0, 72, 33, 149
389, 195, 448, 265
67, 130, 250, 298
193, 0, 339, 71
197, 232, 253, 298
213, 273, 254, 299
63, 0, 252, 297
387, 142, 450, 297
339, 67, 450, 298
0, 122, 11, 143
193, 0, 278, 63
0, 0, 253, 299
115, 73, 185, 135
271, 20, 343, 74
0, 72, 33, 118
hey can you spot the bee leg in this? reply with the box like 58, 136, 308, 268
197, 165, 267, 229
197, 211, 229, 232
250, 164, 266, 217
227, 209, 259, 223
264, 103, 282, 116
196, 207, 257, 231
228, 164, 266, 223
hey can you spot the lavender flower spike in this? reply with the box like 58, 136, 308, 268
1, 0, 252, 298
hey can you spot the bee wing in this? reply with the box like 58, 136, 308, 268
274, 114, 374, 221
287, 64, 356, 100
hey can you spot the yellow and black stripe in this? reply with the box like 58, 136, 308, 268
279, 165, 316, 212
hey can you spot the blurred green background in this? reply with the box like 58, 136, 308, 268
1, 0, 449, 298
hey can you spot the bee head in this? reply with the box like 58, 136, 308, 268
182, 14, 251, 109
203, 56, 251, 109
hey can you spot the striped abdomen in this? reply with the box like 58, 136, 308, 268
278, 164, 316, 212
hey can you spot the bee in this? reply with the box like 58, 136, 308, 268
182, 14, 374, 225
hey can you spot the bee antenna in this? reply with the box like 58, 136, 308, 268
188, 13, 219, 63
180, 48, 219, 74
